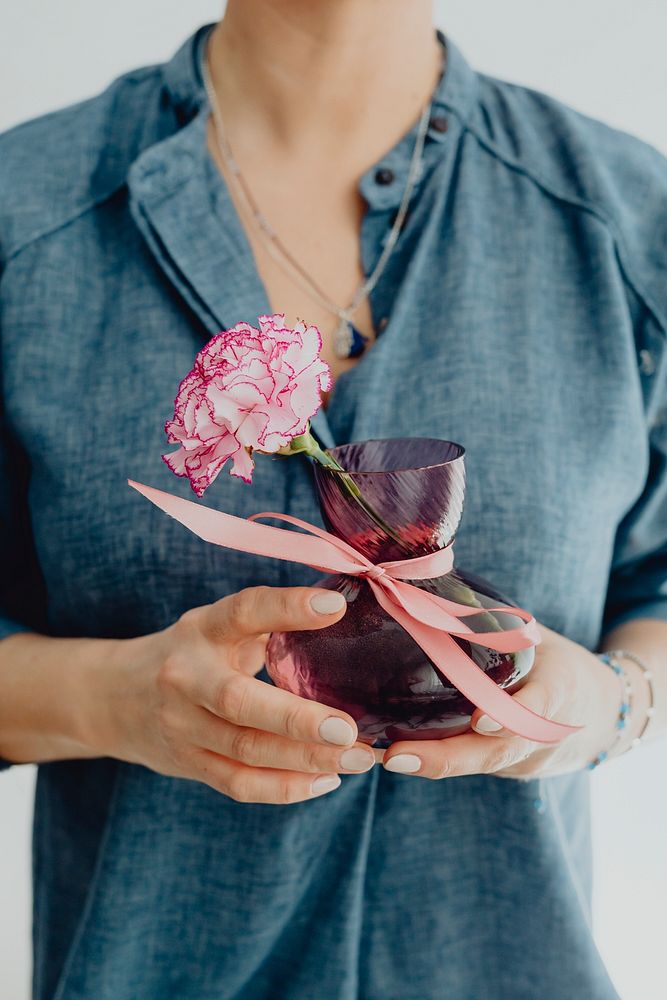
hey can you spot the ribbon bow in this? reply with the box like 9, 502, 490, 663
128, 480, 581, 744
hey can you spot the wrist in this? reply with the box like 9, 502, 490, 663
587, 651, 627, 764
56, 635, 124, 760
606, 654, 652, 759
587, 650, 653, 769
77, 633, 151, 761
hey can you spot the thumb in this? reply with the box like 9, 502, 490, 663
205, 584, 347, 641
470, 676, 562, 739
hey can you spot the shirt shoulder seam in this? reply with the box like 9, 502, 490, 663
3, 184, 126, 266
1, 63, 166, 266
453, 111, 667, 339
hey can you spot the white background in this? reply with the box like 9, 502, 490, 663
1, 3, 666, 999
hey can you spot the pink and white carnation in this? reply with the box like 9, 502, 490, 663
162, 314, 332, 495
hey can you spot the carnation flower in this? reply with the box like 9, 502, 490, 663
162, 314, 332, 495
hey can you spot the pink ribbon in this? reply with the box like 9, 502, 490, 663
128, 480, 582, 744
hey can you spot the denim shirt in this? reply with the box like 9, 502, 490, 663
2, 24, 666, 1000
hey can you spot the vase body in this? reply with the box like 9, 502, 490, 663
265, 438, 535, 747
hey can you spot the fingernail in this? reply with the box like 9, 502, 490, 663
319, 716, 356, 746
474, 715, 503, 733
311, 774, 341, 796
310, 591, 346, 615
340, 748, 375, 772
384, 754, 422, 774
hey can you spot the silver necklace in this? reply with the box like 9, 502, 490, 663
201, 49, 435, 360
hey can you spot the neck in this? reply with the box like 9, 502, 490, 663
207, 0, 441, 155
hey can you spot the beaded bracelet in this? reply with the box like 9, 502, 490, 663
587, 652, 633, 770
606, 648, 656, 751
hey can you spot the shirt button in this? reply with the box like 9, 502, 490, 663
639, 349, 656, 376
430, 114, 449, 133
375, 167, 395, 186
378, 317, 389, 332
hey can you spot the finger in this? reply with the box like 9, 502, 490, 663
203, 585, 347, 641
193, 748, 344, 805
470, 670, 564, 738
191, 668, 361, 747
383, 730, 537, 779
191, 707, 375, 773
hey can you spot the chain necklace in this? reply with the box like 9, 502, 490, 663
201, 49, 435, 360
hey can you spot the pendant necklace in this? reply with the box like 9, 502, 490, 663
201, 48, 437, 360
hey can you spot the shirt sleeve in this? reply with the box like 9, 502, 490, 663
602, 302, 667, 634
1, 338, 48, 771
0, 417, 30, 771
0, 396, 39, 641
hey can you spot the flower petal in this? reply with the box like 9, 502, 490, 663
162, 314, 327, 491
229, 446, 255, 483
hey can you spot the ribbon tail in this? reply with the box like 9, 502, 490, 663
127, 481, 362, 576
370, 582, 581, 744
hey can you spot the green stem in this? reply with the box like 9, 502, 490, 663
287, 431, 407, 550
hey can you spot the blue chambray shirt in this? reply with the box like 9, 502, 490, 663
2, 24, 667, 1000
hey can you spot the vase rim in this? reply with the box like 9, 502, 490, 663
323, 437, 465, 476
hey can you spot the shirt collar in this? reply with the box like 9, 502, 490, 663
133, 27, 478, 450
160, 23, 211, 125
130, 22, 480, 334
160, 22, 478, 143
159, 23, 478, 214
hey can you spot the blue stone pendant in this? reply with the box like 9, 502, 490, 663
348, 323, 369, 358
334, 317, 369, 359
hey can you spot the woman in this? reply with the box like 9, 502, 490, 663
1, 2, 665, 998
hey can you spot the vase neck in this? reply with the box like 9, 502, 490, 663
312, 438, 466, 563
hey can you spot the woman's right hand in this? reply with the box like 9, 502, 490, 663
94, 585, 376, 804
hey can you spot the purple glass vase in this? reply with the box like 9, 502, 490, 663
265, 438, 535, 747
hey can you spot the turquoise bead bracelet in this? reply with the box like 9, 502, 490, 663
587, 652, 633, 770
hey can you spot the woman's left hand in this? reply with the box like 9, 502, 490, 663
381, 623, 622, 779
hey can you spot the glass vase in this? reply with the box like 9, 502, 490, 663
265, 438, 535, 747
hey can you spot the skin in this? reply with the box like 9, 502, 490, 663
0, 0, 665, 800
204, 0, 443, 392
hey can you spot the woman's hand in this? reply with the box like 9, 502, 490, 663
380, 623, 627, 780
87, 585, 376, 804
